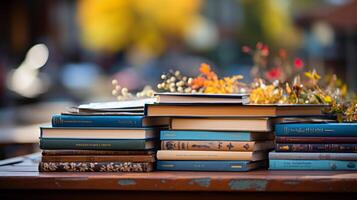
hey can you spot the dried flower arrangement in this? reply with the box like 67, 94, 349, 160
112, 42, 356, 122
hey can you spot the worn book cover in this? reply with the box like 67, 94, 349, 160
39, 161, 154, 172
41, 155, 155, 162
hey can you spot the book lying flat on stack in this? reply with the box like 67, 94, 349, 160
39, 99, 168, 172
269, 123, 357, 171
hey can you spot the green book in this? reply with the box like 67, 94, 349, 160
39, 138, 156, 150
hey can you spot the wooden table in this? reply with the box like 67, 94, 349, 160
0, 153, 357, 200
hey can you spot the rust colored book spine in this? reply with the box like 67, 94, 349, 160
276, 136, 357, 144
161, 141, 255, 151
276, 143, 357, 152
39, 162, 154, 172
41, 155, 155, 162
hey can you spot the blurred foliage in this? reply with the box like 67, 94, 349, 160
77, 0, 202, 55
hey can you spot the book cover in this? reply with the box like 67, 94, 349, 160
276, 136, 357, 144
156, 150, 267, 161
269, 152, 357, 161
170, 117, 273, 132
161, 140, 274, 151
52, 114, 168, 128
41, 155, 155, 162
40, 126, 160, 139
155, 92, 249, 104
156, 160, 265, 171
275, 123, 357, 137
269, 160, 357, 170
39, 161, 154, 172
145, 103, 326, 117
276, 143, 357, 153
160, 130, 273, 141
40, 138, 156, 150
42, 150, 155, 156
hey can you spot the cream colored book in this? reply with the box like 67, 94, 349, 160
156, 150, 267, 161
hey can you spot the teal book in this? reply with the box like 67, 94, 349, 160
269, 159, 357, 170
39, 138, 156, 150
52, 114, 168, 128
275, 123, 357, 137
160, 130, 272, 141
156, 160, 265, 171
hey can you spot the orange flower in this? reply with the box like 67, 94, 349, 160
191, 76, 205, 89
199, 63, 211, 75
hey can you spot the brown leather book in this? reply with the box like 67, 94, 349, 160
41, 155, 155, 162
42, 150, 155, 156
145, 104, 327, 117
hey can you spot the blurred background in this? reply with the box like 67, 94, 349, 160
0, 0, 356, 159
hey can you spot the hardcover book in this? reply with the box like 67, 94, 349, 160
161, 140, 274, 151
170, 117, 274, 132
156, 150, 267, 161
40, 126, 160, 139
42, 150, 155, 156
39, 161, 154, 172
275, 136, 357, 144
157, 160, 266, 171
160, 130, 274, 141
155, 93, 249, 104
41, 155, 156, 162
275, 143, 357, 153
269, 152, 357, 160
145, 104, 327, 117
269, 159, 357, 171
40, 138, 156, 150
52, 114, 169, 128
275, 123, 357, 137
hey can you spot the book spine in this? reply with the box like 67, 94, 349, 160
41, 150, 154, 156
275, 136, 357, 144
160, 130, 251, 141
156, 150, 252, 160
41, 155, 156, 162
39, 162, 153, 172
40, 139, 150, 150
269, 152, 357, 160
161, 141, 254, 151
157, 161, 251, 171
52, 114, 143, 127
276, 143, 357, 153
275, 123, 357, 137
269, 160, 357, 170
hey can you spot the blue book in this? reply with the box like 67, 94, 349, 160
156, 160, 265, 171
269, 159, 357, 170
275, 123, 357, 137
160, 130, 273, 141
52, 114, 168, 127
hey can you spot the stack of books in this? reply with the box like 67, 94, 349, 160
269, 123, 357, 170
39, 99, 168, 172
147, 93, 326, 171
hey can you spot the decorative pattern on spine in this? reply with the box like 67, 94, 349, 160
276, 143, 357, 152
39, 162, 153, 172
161, 141, 254, 151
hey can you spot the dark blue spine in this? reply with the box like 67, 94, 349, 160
156, 160, 252, 171
275, 123, 357, 137
52, 114, 143, 127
